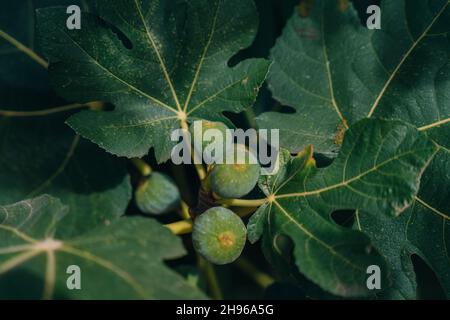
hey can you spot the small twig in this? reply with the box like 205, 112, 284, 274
0, 101, 104, 117
234, 257, 274, 289
243, 107, 258, 129
197, 255, 223, 300
180, 120, 207, 181
0, 29, 48, 68
0, 103, 84, 117
233, 206, 258, 218
218, 198, 267, 207
131, 158, 152, 177
165, 220, 193, 235
179, 201, 191, 220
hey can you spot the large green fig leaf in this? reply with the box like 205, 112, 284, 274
0, 195, 206, 299
0, 1, 131, 237
357, 149, 450, 299
258, 0, 450, 155
256, 0, 450, 299
249, 119, 437, 297
36, 0, 270, 161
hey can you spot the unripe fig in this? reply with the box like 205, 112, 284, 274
135, 172, 180, 215
209, 144, 260, 198
192, 207, 246, 265
189, 120, 229, 149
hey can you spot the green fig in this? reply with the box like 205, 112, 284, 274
189, 120, 229, 151
192, 207, 247, 265
209, 144, 260, 198
135, 172, 180, 215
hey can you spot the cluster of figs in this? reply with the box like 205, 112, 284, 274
134, 120, 261, 265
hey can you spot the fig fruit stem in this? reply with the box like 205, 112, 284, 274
233, 206, 258, 218
131, 158, 152, 177
197, 254, 223, 300
180, 120, 207, 181
234, 257, 275, 289
165, 220, 193, 235
243, 107, 258, 129
218, 198, 267, 207
0, 102, 102, 117
180, 201, 191, 220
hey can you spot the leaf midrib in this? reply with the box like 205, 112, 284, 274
275, 147, 436, 199
367, 1, 450, 117
183, 1, 220, 112
2, 1, 242, 131
273, 200, 364, 272
71, 1, 225, 123
320, 2, 348, 129
415, 196, 450, 220
0, 224, 149, 299
61, 244, 148, 298
59, 27, 175, 114
26, 135, 80, 198
133, 0, 182, 112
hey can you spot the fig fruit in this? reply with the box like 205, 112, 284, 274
189, 120, 229, 151
209, 144, 260, 198
135, 172, 180, 215
192, 207, 246, 265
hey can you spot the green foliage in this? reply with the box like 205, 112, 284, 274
258, 0, 449, 155
249, 119, 436, 297
0, 0, 448, 300
37, 0, 270, 161
0, 0, 131, 238
0, 195, 206, 299
256, 0, 450, 299
358, 150, 450, 299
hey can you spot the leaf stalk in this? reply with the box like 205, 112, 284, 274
165, 220, 193, 235
218, 198, 267, 207
131, 158, 152, 177
234, 257, 274, 289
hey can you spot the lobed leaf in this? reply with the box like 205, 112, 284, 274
358, 149, 450, 299
258, 0, 450, 155
251, 119, 437, 297
257, 0, 450, 298
0, 195, 206, 299
37, 0, 270, 161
